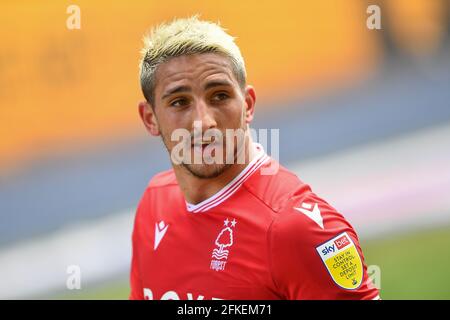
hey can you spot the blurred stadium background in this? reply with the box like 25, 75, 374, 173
1, 0, 449, 299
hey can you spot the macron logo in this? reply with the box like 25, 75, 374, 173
294, 202, 324, 229
154, 221, 169, 250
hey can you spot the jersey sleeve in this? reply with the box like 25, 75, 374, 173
129, 194, 146, 300
268, 190, 380, 300
129, 229, 144, 299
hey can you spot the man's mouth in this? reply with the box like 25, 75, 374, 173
191, 140, 223, 152
192, 141, 209, 150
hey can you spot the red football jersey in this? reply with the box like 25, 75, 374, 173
129, 146, 380, 300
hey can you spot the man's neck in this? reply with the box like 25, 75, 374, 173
174, 140, 259, 205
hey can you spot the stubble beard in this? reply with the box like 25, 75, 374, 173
161, 124, 248, 180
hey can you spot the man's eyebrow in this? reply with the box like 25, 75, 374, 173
161, 85, 191, 100
204, 80, 233, 91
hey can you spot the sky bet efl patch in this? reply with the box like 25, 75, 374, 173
316, 232, 363, 290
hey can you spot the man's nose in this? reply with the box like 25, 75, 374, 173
191, 99, 217, 131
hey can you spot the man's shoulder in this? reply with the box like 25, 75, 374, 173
245, 158, 353, 235
135, 169, 180, 218
243, 158, 312, 213
270, 182, 356, 250
137, 169, 179, 207
147, 169, 178, 189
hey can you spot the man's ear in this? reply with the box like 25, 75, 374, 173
243, 85, 256, 124
138, 101, 160, 136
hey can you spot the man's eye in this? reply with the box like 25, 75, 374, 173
170, 98, 189, 107
212, 93, 229, 102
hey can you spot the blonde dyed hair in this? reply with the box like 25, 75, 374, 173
139, 16, 247, 104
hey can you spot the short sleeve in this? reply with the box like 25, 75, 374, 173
129, 228, 144, 299
129, 197, 146, 300
269, 191, 380, 300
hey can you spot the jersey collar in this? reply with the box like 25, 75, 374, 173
185, 143, 269, 213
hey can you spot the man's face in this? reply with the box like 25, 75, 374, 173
140, 53, 255, 179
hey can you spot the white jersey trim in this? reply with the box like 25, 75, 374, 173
185, 143, 269, 213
